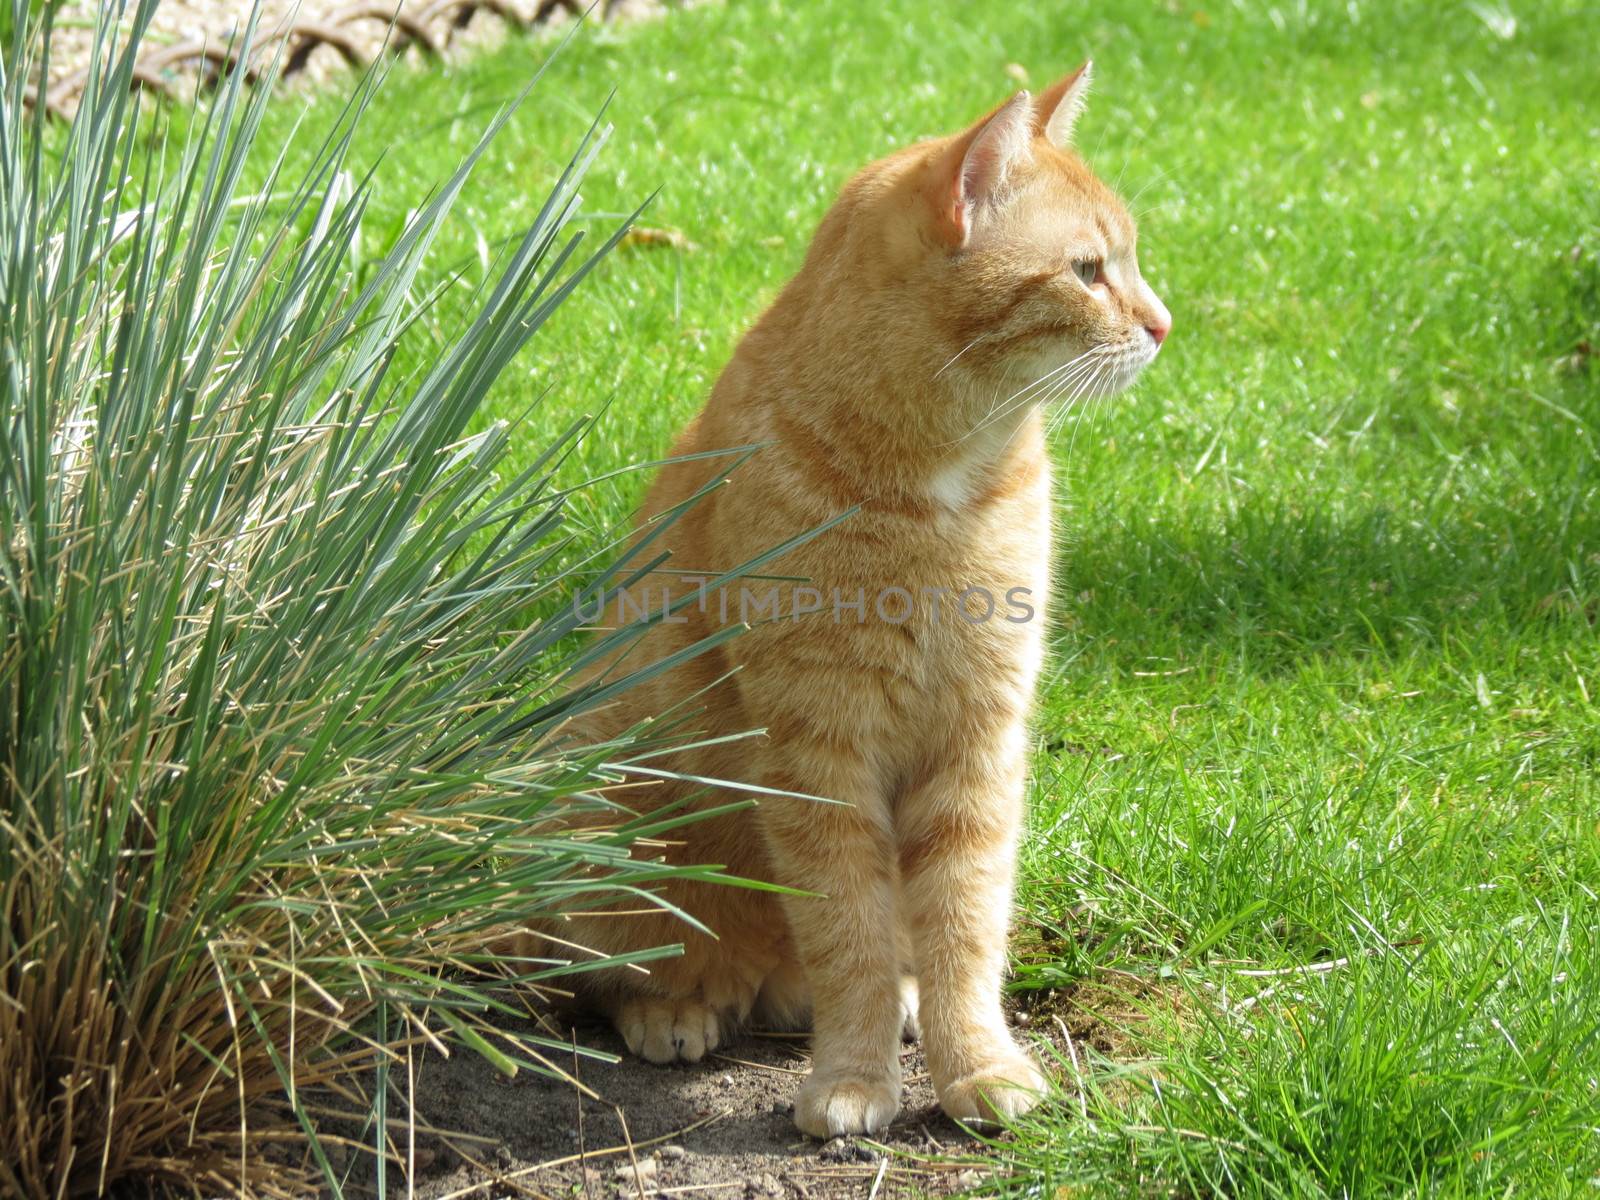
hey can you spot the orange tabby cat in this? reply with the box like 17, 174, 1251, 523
548, 63, 1170, 1136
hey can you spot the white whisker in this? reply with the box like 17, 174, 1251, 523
1056, 368, 1100, 465
976, 354, 1102, 443
1123, 166, 1171, 213
991, 354, 1104, 460
1054, 351, 1140, 470
934, 333, 990, 380
944, 346, 1101, 447
1051, 354, 1114, 437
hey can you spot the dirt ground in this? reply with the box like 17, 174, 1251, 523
368, 969, 1180, 1200
400, 1008, 1035, 1200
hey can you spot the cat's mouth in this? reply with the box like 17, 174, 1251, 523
1104, 337, 1162, 390
1019, 338, 1156, 409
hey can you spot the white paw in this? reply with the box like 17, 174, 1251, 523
939, 1047, 1047, 1125
898, 976, 921, 1042
614, 997, 722, 1064
793, 1069, 901, 1138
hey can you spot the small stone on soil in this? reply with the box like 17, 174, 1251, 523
408, 1145, 439, 1172
820, 1137, 878, 1164
657, 1144, 688, 1161
613, 1155, 659, 1182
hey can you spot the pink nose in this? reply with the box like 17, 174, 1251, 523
1147, 321, 1170, 346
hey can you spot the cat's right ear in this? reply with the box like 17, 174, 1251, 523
1036, 60, 1093, 147
940, 91, 1034, 247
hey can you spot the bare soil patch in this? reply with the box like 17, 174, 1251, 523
403, 1011, 992, 1200
377, 977, 1175, 1200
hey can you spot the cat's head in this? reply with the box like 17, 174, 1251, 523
863, 64, 1170, 410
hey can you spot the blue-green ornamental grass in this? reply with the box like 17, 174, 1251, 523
7, 0, 1597, 1195
234, 1, 1597, 1193
0, 3, 791, 1197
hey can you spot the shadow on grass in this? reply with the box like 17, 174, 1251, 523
1057, 463, 1600, 668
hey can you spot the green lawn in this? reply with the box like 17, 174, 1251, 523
256, 0, 1598, 1193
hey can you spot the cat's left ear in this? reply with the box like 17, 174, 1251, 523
1036, 60, 1093, 146
942, 90, 1034, 246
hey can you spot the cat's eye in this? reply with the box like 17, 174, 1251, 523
1071, 258, 1101, 287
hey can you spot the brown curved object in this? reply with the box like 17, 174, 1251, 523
282, 21, 370, 74
420, 0, 535, 36
329, 3, 445, 55
33, 0, 627, 121
143, 40, 238, 72
129, 61, 178, 95
36, 59, 174, 119
144, 39, 272, 86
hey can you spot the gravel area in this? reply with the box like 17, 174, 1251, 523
37, 0, 672, 114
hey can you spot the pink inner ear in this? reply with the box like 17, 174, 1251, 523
959, 138, 996, 206
936, 91, 1033, 248
953, 92, 1033, 238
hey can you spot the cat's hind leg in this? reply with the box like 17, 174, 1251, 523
605, 943, 774, 1064
613, 995, 723, 1064
750, 960, 920, 1040
898, 974, 922, 1042
896, 914, 921, 1041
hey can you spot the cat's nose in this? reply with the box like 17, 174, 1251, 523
1141, 287, 1172, 348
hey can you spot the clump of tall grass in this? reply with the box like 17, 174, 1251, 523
0, 4, 737, 1195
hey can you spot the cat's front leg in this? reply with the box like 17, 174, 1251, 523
898, 721, 1046, 1124
760, 749, 905, 1137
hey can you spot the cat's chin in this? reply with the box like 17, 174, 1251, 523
1087, 339, 1162, 398
1103, 348, 1160, 394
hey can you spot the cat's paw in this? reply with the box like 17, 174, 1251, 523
938, 1048, 1047, 1125
793, 1069, 901, 1137
614, 996, 722, 1064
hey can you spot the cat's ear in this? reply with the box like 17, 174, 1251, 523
944, 90, 1034, 245
1036, 60, 1093, 147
